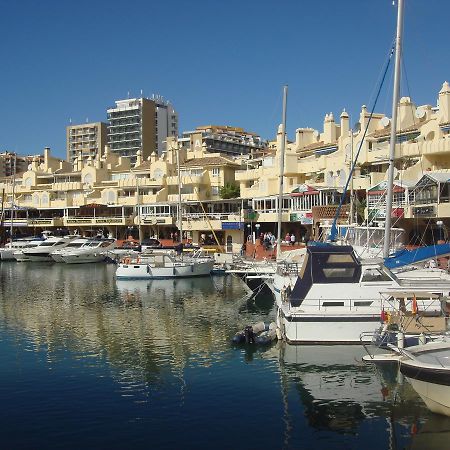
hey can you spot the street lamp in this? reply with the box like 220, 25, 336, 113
255, 223, 261, 240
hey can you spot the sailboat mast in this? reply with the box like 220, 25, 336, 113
383, 0, 404, 258
277, 85, 288, 260
177, 144, 183, 243
10, 154, 16, 242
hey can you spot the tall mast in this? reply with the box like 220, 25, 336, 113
177, 144, 183, 243
383, 0, 404, 258
10, 154, 16, 242
277, 85, 288, 260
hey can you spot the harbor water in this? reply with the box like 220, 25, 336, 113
0, 262, 449, 449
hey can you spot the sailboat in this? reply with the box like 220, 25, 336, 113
267, 0, 450, 344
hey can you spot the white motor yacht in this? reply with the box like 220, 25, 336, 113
13, 239, 48, 262
61, 239, 116, 264
51, 238, 90, 262
269, 244, 450, 344
21, 236, 76, 262
116, 253, 214, 279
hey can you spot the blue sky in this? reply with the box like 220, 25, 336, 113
0, 0, 449, 159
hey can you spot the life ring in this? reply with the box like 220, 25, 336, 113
124, 257, 131, 264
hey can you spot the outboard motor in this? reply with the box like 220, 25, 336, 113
244, 325, 255, 344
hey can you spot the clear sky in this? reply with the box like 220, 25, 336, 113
1, 0, 449, 159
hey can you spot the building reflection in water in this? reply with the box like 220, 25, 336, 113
0, 263, 266, 393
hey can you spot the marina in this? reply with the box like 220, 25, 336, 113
1, 0, 450, 448
1, 261, 449, 449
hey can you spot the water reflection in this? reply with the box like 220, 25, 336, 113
0, 264, 270, 385
409, 415, 450, 450
262, 343, 442, 448
1, 262, 447, 449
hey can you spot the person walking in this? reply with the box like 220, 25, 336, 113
290, 233, 296, 246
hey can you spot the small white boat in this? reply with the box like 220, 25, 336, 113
61, 239, 116, 264
21, 236, 76, 262
51, 238, 90, 262
116, 253, 214, 279
399, 341, 450, 417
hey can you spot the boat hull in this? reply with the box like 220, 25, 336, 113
25, 253, 56, 262
62, 254, 107, 264
404, 377, 450, 417
277, 307, 380, 344
116, 260, 214, 279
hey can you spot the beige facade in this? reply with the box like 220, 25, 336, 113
0, 139, 245, 252
236, 81, 450, 243
66, 122, 108, 164
3, 82, 450, 250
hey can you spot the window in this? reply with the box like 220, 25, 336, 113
322, 301, 345, 307
212, 168, 220, 177
326, 254, 354, 263
361, 268, 392, 282
322, 268, 355, 278
354, 301, 373, 307
211, 186, 219, 196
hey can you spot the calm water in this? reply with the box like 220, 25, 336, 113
0, 262, 449, 449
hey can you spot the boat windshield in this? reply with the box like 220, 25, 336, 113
65, 242, 85, 248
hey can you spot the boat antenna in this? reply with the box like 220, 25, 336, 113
277, 85, 288, 260
383, 0, 404, 258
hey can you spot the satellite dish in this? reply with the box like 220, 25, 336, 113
381, 117, 390, 128
415, 107, 426, 119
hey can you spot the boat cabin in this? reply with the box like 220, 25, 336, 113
284, 244, 398, 307
288, 245, 362, 306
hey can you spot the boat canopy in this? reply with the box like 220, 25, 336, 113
290, 244, 361, 307
384, 243, 450, 269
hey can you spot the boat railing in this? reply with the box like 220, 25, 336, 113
277, 261, 300, 276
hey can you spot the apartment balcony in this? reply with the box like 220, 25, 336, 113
72, 196, 102, 207
235, 168, 262, 181
52, 182, 83, 191
166, 173, 206, 185
167, 192, 203, 202
117, 195, 137, 206
119, 178, 164, 188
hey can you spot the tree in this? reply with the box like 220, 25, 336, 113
219, 183, 240, 199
